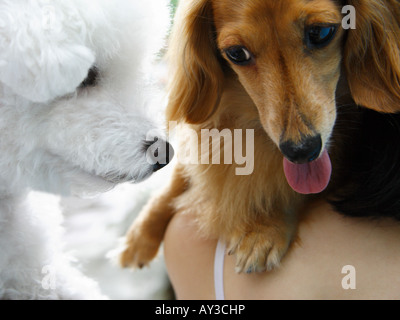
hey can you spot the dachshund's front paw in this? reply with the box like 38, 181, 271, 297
119, 220, 162, 269
228, 225, 293, 273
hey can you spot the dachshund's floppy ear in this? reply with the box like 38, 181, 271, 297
167, 0, 224, 124
0, 2, 95, 103
344, 0, 400, 113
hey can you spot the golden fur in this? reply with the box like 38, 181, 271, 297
120, 0, 400, 273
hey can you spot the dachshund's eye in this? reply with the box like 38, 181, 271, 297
306, 25, 338, 49
79, 66, 99, 89
224, 46, 254, 66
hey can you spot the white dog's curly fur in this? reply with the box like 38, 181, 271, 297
0, 0, 170, 300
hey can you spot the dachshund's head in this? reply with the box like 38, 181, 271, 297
167, 0, 400, 193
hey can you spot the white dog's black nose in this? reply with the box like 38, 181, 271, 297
280, 135, 322, 164
145, 138, 174, 172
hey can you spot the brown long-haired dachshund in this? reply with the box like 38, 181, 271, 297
120, 0, 400, 273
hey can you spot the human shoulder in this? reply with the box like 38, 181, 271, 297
164, 212, 217, 300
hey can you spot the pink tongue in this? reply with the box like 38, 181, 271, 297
283, 150, 332, 195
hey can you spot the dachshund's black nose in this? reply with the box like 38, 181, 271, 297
280, 135, 322, 164
145, 138, 174, 172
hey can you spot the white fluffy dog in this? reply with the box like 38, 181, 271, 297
0, 0, 171, 299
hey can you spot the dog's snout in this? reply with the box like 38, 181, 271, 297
280, 135, 322, 164
145, 138, 174, 172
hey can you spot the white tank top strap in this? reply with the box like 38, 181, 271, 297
214, 240, 227, 301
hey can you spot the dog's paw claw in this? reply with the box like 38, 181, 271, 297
229, 227, 291, 274
118, 222, 162, 270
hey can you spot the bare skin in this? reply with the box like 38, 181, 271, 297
164, 200, 400, 300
